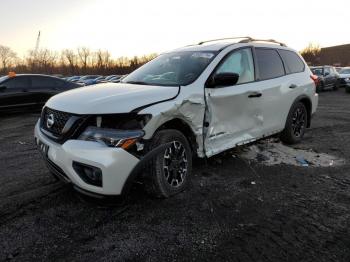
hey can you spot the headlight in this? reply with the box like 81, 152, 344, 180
78, 126, 145, 149
345, 77, 350, 81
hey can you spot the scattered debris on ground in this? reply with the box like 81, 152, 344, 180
237, 139, 345, 167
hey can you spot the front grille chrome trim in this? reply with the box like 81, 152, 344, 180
40, 107, 85, 144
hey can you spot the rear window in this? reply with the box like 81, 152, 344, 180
256, 49, 285, 80
279, 50, 305, 74
31, 76, 66, 88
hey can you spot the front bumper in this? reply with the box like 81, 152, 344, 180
339, 78, 350, 87
34, 121, 139, 195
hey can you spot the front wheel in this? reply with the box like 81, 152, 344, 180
145, 129, 192, 198
333, 81, 339, 91
280, 102, 308, 144
345, 86, 350, 94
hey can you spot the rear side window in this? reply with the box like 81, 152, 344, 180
256, 49, 285, 80
31, 76, 66, 88
279, 50, 305, 74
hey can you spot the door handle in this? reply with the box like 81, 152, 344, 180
248, 92, 262, 98
289, 84, 298, 89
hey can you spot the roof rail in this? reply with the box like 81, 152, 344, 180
239, 38, 287, 47
198, 36, 252, 45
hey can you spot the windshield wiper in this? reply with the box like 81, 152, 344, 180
123, 81, 150, 85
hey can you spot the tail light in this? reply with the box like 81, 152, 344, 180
310, 75, 319, 90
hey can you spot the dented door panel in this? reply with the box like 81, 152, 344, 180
204, 82, 264, 157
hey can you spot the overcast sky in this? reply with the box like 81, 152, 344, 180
1, 0, 349, 57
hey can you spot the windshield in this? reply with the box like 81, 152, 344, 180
339, 68, 350, 74
311, 68, 323, 76
122, 51, 217, 86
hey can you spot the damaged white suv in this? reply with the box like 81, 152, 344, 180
35, 37, 318, 198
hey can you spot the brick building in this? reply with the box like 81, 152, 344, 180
318, 44, 350, 66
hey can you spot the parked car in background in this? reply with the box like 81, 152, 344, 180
310, 66, 340, 92
339, 67, 350, 93
104, 75, 118, 81
335, 67, 343, 73
35, 37, 318, 198
0, 73, 82, 112
108, 75, 123, 83
67, 76, 81, 82
77, 75, 102, 86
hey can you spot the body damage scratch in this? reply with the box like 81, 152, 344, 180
141, 94, 207, 157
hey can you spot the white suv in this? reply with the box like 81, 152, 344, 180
34, 37, 318, 198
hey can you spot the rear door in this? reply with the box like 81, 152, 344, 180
30, 76, 65, 105
323, 67, 332, 87
204, 47, 264, 157
0, 76, 31, 109
254, 48, 289, 134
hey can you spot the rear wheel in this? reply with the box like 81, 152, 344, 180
145, 129, 192, 198
280, 102, 308, 144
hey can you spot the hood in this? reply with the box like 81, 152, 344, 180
46, 83, 179, 114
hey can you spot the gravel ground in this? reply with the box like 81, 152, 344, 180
0, 90, 350, 262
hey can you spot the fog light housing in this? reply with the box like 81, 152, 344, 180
72, 161, 102, 187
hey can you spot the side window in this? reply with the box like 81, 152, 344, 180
279, 50, 305, 74
3, 77, 29, 89
216, 48, 255, 84
256, 49, 285, 80
31, 76, 56, 88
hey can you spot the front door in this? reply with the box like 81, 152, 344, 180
0, 76, 31, 110
204, 48, 263, 157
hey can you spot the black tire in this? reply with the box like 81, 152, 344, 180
316, 81, 325, 93
345, 86, 350, 94
280, 102, 308, 144
333, 81, 339, 91
145, 129, 192, 198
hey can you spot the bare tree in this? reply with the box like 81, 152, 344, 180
2, 44, 157, 75
0, 45, 17, 73
94, 49, 111, 72
77, 47, 91, 73
62, 49, 78, 75
300, 43, 321, 65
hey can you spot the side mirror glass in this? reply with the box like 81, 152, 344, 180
324, 72, 330, 76
208, 73, 239, 88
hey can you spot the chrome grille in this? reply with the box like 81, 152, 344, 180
41, 107, 72, 136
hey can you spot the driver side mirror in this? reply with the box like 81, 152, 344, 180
0, 85, 6, 92
207, 73, 239, 88
324, 71, 330, 76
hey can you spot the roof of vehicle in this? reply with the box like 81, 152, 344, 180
170, 37, 294, 53
310, 65, 333, 68
6, 73, 65, 78
0, 74, 67, 81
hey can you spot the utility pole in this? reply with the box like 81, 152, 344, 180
34, 31, 41, 60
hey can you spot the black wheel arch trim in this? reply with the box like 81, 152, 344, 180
287, 94, 312, 128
